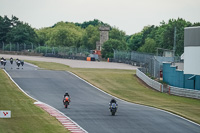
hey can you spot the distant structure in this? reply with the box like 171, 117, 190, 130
184, 26, 200, 75
96, 26, 110, 51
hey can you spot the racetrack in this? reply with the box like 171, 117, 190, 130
4, 61, 200, 133
0, 54, 138, 70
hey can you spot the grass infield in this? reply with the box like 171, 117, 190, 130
0, 69, 69, 133
26, 60, 200, 125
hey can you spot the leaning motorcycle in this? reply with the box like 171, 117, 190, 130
110, 103, 118, 116
63, 96, 70, 108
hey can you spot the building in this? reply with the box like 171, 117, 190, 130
96, 26, 110, 51
163, 26, 200, 90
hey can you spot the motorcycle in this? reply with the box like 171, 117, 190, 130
110, 103, 118, 116
1, 59, 4, 65
63, 96, 70, 108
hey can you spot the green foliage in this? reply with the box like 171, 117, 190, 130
0, 15, 37, 45
1, 15, 200, 58
35, 27, 50, 45
126, 18, 196, 55
7, 23, 37, 44
154, 18, 192, 55
109, 27, 126, 41
102, 39, 127, 58
127, 32, 143, 51
75, 19, 110, 29
40, 22, 85, 47
82, 25, 99, 49
101, 27, 127, 58
4, 43, 16, 51
35, 46, 58, 54
0, 70, 69, 133
138, 38, 156, 53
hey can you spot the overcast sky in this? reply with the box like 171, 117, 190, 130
0, 0, 200, 35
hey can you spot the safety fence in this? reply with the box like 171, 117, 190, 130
168, 86, 200, 99
114, 50, 174, 79
136, 68, 163, 92
137, 68, 200, 99
0, 42, 90, 60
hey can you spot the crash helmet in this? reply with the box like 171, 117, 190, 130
65, 91, 69, 95
111, 98, 116, 103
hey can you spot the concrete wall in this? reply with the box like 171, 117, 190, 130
163, 62, 200, 90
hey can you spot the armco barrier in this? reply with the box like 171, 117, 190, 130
137, 68, 200, 99
168, 86, 200, 99
136, 68, 163, 92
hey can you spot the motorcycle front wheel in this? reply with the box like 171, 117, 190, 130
64, 102, 69, 108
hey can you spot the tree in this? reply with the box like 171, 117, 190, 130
102, 39, 127, 58
35, 27, 51, 45
109, 27, 126, 41
138, 38, 156, 53
75, 19, 110, 29
154, 18, 192, 55
0, 15, 19, 43
82, 25, 99, 49
37, 22, 84, 47
127, 32, 143, 51
6, 22, 37, 44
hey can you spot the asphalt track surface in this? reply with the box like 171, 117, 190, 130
0, 54, 138, 70
3, 61, 200, 133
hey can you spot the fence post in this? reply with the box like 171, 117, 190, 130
45, 45, 47, 55
2, 42, 4, 51
10, 42, 11, 51
24, 43, 26, 51
31, 43, 33, 51
38, 44, 40, 53
17, 43, 19, 51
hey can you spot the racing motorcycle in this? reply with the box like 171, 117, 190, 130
63, 96, 70, 108
110, 103, 118, 116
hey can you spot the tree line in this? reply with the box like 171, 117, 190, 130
0, 15, 199, 58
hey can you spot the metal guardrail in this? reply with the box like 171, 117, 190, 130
168, 86, 200, 99
136, 68, 163, 92
137, 68, 200, 99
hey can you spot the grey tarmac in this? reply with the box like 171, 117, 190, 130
2, 55, 200, 133
0, 54, 138, 70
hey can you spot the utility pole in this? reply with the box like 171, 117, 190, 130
173, 27, 176, 57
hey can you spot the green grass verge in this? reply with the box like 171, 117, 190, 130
26, 60, 200, 125
0, 69, 69, 133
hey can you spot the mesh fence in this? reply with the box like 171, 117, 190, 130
0, 42, 90, 60
113, 50, 174, 79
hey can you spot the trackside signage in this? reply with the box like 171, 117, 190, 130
0, 110, 11, 118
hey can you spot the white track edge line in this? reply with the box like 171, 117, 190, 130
25, 62, 39, 68
68, 71, 200, 127
3, 69, 38, 101
3, 69, 88, 133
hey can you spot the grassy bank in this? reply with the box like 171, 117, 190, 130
26, 60, 200, 124
0, 69, 69, 133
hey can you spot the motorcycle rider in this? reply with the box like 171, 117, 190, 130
109, 98, 117, 109
3, 59, 6, 69
10, 57, 13, 64
63, 91, 70, 104
1, 57, 4, 65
